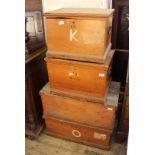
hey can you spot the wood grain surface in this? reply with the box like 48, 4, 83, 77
44, 116, 112, 149
45, 50, 114, 98
44, 8, 114, 59
40, 87, 116, 129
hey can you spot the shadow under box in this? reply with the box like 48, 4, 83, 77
25, 11, 46, 54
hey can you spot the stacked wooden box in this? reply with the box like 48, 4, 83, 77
40, 8, 118, 149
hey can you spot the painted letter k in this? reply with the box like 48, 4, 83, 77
70, 29, 79, 42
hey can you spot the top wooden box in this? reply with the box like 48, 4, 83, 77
44, 8, 114, 63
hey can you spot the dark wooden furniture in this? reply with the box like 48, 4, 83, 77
25, 10, 45, 54
25, 0, 46, 54
25, 0, 48, 139
115, 64, 129, 143
25, 47, 48, 138
110, 0, 129, 143
111, 0, 129, 87
115, 85, 129, 142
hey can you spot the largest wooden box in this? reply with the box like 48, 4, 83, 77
45, 50, 115, 99
40, 83, 116, 130
39, 81, 120, 149
44, 8, 114, 61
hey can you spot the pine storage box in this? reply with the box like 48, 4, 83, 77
40, 83, 116, 130
39, 81, 120, 150
44, 8, 114, 62
45, 50, 115, 99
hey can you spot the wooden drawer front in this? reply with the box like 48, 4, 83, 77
45, 18, 111, 57
46, 58, 111, 98
41, 93, 116, 130
45, 117, 112, 147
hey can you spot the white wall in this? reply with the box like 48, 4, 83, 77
42, 0, 112, 12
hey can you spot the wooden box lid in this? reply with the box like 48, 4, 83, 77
44, 8, 114, 18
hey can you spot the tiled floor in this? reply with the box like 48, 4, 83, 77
25, 133, 127, 155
